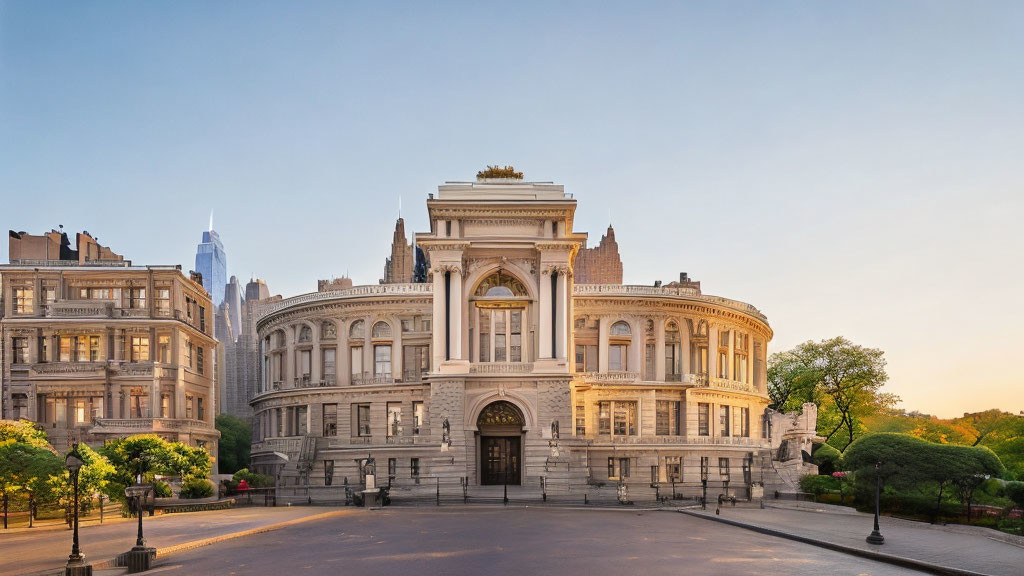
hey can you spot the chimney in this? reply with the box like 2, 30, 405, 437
680, 272, 689, 283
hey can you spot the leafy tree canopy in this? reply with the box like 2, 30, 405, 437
216, 414, 251, 474
0, 441, 63, 500
768, 337, 897, 450
0, 419, 54, 451
99, 435, 211, 501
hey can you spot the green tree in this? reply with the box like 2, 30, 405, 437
216, 414, 251, 474
0, 419, 54, 451
767, 337, 896, 450
99, 435, 210, 502
0, 441, 64, 515
48, 444, 115, 524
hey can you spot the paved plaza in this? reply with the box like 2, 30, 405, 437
143, 507, 924, 576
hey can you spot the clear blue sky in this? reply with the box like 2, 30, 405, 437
2, 1, 1022, 418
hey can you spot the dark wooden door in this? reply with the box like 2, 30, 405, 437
481, 436, 520, 485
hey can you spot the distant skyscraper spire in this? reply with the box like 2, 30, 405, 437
209, 210, 214, 232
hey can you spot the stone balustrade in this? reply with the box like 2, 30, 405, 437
469, 362, 535, 374
256, 283, 433, 320
573, 284, 767, 321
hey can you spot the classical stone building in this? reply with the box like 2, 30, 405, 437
251, 177, 786, 500
218, 277, 276, 419
0, 230, 220, 455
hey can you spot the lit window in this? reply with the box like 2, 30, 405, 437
131, 336, 150, 363
720, 406, 731, 437
13, 287, 34, 314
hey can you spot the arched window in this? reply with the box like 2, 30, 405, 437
610, 321, 631, 336
473, 270, 529, 364
608, 321, 631, 371
477, 401, 525, 427
474, 271, 528, 297
372, 321, 392, 338
665, 321, 681, 381
349, 320, 365, 339
298, 326, 312, 343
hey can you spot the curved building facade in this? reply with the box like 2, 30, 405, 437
251, 179, 776, 498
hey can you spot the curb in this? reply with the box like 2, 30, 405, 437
678, 510, 993, 576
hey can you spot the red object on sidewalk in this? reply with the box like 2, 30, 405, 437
237, 479, 250, 492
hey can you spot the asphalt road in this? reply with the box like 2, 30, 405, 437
0, 506, 344, 576
147, 507, 926, 576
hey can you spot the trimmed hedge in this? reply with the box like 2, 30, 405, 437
179, 477, 215, 499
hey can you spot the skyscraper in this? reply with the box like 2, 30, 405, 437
225, 275, 243, 341
195, 222, 227, 306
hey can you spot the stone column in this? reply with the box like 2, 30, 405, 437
538, 269, 552, 359
432, 270, 446, 368
681, 323, 691, 376
746, 336, 754, 385
708, 325, 719, 379
654, 318, 666, 381
338, 322, 351, 385
285, 327, 295, 387
450, 269, 463, 360
311, 329, 321, 384
555, 270, 568, 360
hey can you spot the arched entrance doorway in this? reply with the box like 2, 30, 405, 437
477, 401, 524, 485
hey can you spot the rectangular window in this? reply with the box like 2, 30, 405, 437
158, 335, 171, 363
186, 394, 194, 419
719, 457, 731, 482
91, 396, 104, 421
698, 403, 710, 436
197, 346, 205, 374
299, 349, 311, 379
478, 311, 490, 362
199, 306, 206, 333
575, 400, 586, 436
357, 404, 371, 437
403, 345, 429, 380
719, 352, 728, 378
575, 345, 585, 372
52, 398, 67, 425
131, 394, 148, 419
510, 310, 522, 362
410, 458, 420, 479
608, 457, 631, 479
43, 286, 57, 304
324, 460, 334, 486
412, 401, 424, 435
350, 346, 363, 381
197, 397, 205, 421
719, 405, 731, 437
131, 336, 150, 363
12, 337, 28, 364
129, 288, 146, 309
739, 407, 750, 437
186, 340, 193, 368
613, 401, 637, 436
89, 336, 100, 361
651, 465, 659, 484
155, 289, 170, 314
656, 400, 680, 436
598, 401, 611, 435
608, 344, 627, 371
666, 456, 682, 483
323, 403, 338, 436
75, 336, 87, 362
74, 398, 88, 425
161, 394, 171, 418
374, 345, 392, 377
39, 336, 50, 362
322, 348, 335, 383
387, 402, 402, 437
388, 458, 397, 480
296, 405, 307, 435
13, 287, 34, 314
401, 319, 412, 332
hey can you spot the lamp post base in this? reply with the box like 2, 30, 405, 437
126, 546, 155, 574
866, 530, 885, 545
64, 556, 93, 576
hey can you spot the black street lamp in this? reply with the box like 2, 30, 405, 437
124, 478, 153, 572
700, 457, 709, 511
866, 461, 885, 545
64, 444, 92, 576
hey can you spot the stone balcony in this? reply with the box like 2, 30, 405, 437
581, 434, 768, 447
91, 417, 214, 435
573, 371, 756, 394
469, 362, 535, 375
